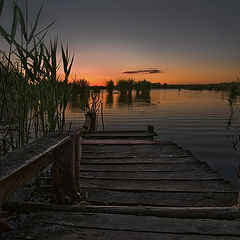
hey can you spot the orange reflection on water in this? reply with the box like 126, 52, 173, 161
66, 89, 228, 129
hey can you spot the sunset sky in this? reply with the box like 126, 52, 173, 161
2, 0, 240, 85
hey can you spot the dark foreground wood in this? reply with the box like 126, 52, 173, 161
0, 131, 71, 204
0, 130, 84, 206
5, 132, 239, 239
9, 211, 240, 240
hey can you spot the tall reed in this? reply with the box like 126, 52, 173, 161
0, 0, 74, 152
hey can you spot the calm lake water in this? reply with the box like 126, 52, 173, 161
66, 89, 240, 190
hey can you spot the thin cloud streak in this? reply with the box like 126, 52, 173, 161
122, 69, 163, 75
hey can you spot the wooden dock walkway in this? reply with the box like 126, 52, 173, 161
2, 129, 240, 239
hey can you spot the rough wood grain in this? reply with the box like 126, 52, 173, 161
52, 138, 80, 204
82, 188, 238, 207
82, 146, 190, 156
26, 211, 240, 236
13, 223, 240, 240
3, 201, 239, 219
82, 130, 157, 140
80, 162, 210, 172
82, 144, 180, 152
0, 131, 71, 180
81, 156, 199, 164
0, 131, 73, 204
74, 135, 82, 192
82, 139, 174, 145
5, 129, 239, 239
79, 170, 222, 180
80, 179, 233, 192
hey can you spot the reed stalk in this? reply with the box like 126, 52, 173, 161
0, 0, 74, 153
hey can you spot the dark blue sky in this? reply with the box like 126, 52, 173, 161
1, 0, 240, 84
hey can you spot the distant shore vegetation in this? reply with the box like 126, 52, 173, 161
152, 81, 240, 92
105, 79, 152, 96
103, 79, 240, 97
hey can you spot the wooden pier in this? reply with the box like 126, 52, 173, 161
1, 127, 240, 239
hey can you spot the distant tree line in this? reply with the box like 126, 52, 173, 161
105, 79, 152, 96
151, 82, 240, 92
72, 79, 240, 101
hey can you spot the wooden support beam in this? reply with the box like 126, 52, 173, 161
84, 112, 96, 132
74, 135, 82, 193
52, 136, 80, 204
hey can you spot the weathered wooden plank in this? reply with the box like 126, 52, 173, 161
3, 201, 239, 219
82, 189, 238, 207
0, 131, 70, 180
83, 141, 178, 147
82, 139, 173, 145
82, 147, 192, 157
85, 129, 155, 134
82, 154, 193, 159
80, 179, 233, 192
4, 127, 239, 240
82, 145, 184, 154
83, 130, 157, 140
80, 162, 210, 171
82, 144, 180, 151
83, 135, 156, 140
26, 211, 240, 235
32, 185, 238, 207
81, 156, 199, 164
13, 223, 240, 240
79, 170, 222, 180
82, 142, 193, 158
82, 154, 195, 159
83, 132, 156, 137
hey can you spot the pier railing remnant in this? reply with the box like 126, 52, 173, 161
0, 130, 84, 205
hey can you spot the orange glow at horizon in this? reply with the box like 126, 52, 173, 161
67, 67, 237, 86
57, 53, 239, 86
57, 42, 239, 86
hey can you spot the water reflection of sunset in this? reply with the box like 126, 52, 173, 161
66, 89, 228, 125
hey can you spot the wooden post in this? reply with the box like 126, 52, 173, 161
83, 113, 91, 131
52, 137, 80, 204
238, 192, 240, 210
74, 134, 82, 193
85, 111, 96, 132
147, 125, 154, 133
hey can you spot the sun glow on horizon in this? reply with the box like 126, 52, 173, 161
57, 50, 239, 86
66, 67, 237, 86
